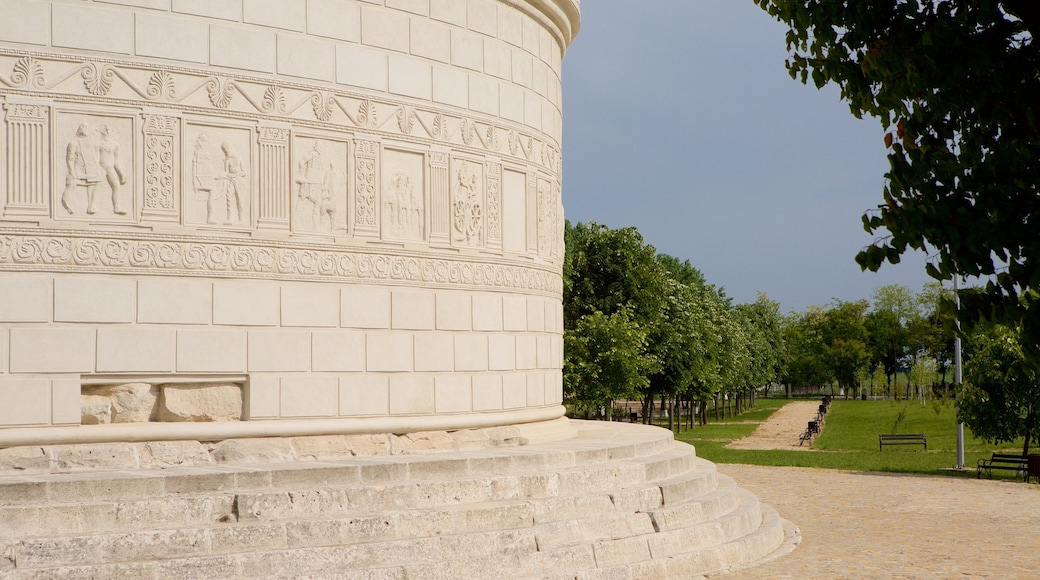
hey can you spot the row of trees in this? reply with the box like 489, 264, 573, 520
563, 221, 785, 426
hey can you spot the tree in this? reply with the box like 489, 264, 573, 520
755, 0, 1040, 356
820, 299, 871, 398
960, 323, 1040, 456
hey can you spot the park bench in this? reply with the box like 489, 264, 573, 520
977, 453, 1029, 481
799, 420, 819, 446
878, 433, 927, 450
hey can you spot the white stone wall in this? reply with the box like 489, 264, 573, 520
0, 0, 578, 433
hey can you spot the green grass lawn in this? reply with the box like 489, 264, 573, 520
673, 398, 1030, 478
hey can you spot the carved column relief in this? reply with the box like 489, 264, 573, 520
537, 177, 552, 258
3, 103, 49, 218
553, 180, 564, 262
141, 113, 177, 222
485, 160, 502, 251
257, 125, 290, 230
353, 138, 378, 237
429, 150, 450, 245
526, 171, 538, 254
451, 159, 484, 248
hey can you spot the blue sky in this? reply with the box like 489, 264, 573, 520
561, 0, 934, 313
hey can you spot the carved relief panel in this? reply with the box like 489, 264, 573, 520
451, 159, 484, 248
380, 148, 425, 242
53, 112, 136, 222
537, 177, 553, 258
182, 121, 253, 229
485, 160, 502, 251
3, 101, 49, 219
292, 135, 349, 235
141, 113, 178, 223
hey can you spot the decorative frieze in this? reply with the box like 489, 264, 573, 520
486, 161, 502, 250
353, 138, 379, 237
141, 113, 177, 222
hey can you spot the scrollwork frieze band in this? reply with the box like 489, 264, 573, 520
0, 232, 562, 295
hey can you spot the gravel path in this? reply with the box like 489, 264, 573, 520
714, 401, 1040, 578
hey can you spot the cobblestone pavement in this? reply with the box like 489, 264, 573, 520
716, 464, 1040, 579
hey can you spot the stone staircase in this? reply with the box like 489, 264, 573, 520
0, 421, 799, 579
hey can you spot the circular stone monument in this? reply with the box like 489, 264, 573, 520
0, 0, 579, 445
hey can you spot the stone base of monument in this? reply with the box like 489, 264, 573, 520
0, 420, 798, 579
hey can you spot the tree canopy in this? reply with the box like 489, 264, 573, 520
755, 0, 1040, 353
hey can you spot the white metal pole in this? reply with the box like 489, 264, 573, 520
954, 276, 965, 469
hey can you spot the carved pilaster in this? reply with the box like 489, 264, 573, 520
537, 177, 552, 258
553, 180, 564, 262
485, 160, 502, 251
429, 150, 450, 245
3, 103, 49, 218
141, 113, 177, 222
353, 137, 379, 237
257, 124, 290, 230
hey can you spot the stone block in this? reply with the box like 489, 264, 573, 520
82, 394, 112, 425
527, 372, 545, 406
213, 280, 280, 326
312, 330, 366, 371
389, 54, 433, 100
389, 374, 434, 414
361, 4, 410, 53
526, 297, 545, 331
248, 330, 311, 372
52, 378, 82, 425
278, 33, 336, 82
467, 0, 497, 37
138, 278, 212, 325
96, 327, 174, 372
414, 333, 454, 372
488, 335, 515, 371
498, 3, 522, 46
0, 445, 51, 472
135, 12, 208, 63
83, 383, 159, 423
430, 0, 465, 26
551, 334, 563, 368
176, 329, 247, 372
435, 375, 471, 413
52, 3, 133, 54
502, 295, 527, 331
483, 38, 511, 80
307, 0, 361, 42
522, 14, 540, 55
281, 283, 339, 327
337, 44, 388, 90
342, 286, 391, 329
516, 335, 537, 370
410, 17, 449, 62
513, 46, 534, 87
211, 24, 277, 73
469, 73, 499, 115
280, 375, 338, 417
212, 438, 295, 464
525, 90, 543, 130
0, 274, 51, 322
0, 379, 50, 425
0, 0, 49, 45
472, 293, 503, 331
387, 0, 428, 16
340, 375, 390, 415
244, 0, 306, 31
98, 0, 170, 9
433, 64, 469, 108
472, 374, 502, 411
9, 327, 95, 373
537, 335, 551, 369
244, 374, 280, 419
454, 334, 487, 371
392, 290, 436, 330
435, 291, 471, 330
172, 0, 242, 21
286, 517, 395, 548
502, 373, 526, 409
54, 276, 134, 323
451, 29, 484, 71
157, 383, 242, 421
546, 369, 563, 405
501, 82, 524, 123
53, 442, 140, 470
367, 332, 413, 372
136, 441, 213, 468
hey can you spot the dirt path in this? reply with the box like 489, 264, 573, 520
725, 401, 821, 450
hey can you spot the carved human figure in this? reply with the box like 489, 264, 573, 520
192, 134, 216, 223
217, 141, 247, 225
295, 143, 336, 231
452, 163, 482, 244
97, 125, 128, 215
61, 122, 102, 215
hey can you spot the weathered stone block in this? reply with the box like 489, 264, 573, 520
157, 383, 242, 422
136, 441, 213, 468
212, 438, 295, 464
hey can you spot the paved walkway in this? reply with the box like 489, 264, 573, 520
725, 401, 821, 450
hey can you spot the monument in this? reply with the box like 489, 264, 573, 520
0, 1, 797, 577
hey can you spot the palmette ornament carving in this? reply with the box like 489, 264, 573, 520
0, 232, 561, 295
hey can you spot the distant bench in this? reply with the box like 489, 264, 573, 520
878, 433, 927, 450
977, 453, 1029, 480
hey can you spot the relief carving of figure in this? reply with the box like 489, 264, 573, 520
61, 122, 127, 215
191, 133, 215, 219
452, 163, 482, 244
385, 172, 422, 239
295, 143, 336, 232
216, 141, 247, 225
